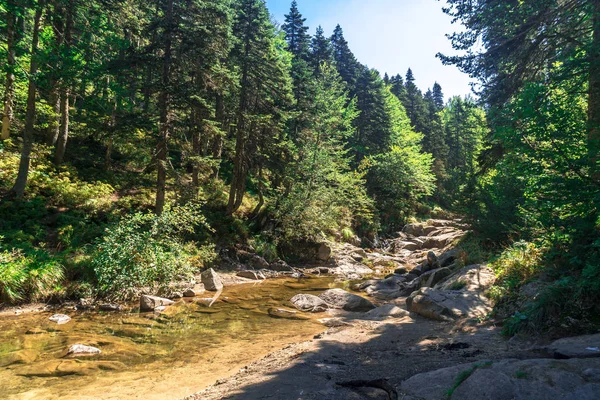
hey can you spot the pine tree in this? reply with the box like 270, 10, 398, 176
352, 66, 393, 161
403, 68, 427, 134
389, 74, 407, 105
282, 0, 310, 59
227, 0, 293, 214
330, 24, 360, 90
432, 82, 444, 110
310, 25, 333, 74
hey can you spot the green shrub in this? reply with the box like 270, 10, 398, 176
0, 244, 64, 304
91, 203, 212, 300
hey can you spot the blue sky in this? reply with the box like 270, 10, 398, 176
266, 0, 473, 100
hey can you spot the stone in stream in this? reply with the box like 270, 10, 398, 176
99, 304, 122, 312
67, 344, 101, 356
318, 289, 376, 312
269, 259, 293, 272
201, 268, 223, 291
49, 314, 71, 324
139, 295, 175, 312
290, 294, 329, 313
268, 307, 309, 320
237, 270, 266, 280
183, 288, 197, 297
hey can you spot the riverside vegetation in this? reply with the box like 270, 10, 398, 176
1, 0, 600, 397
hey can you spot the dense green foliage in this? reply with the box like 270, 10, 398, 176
0, 0, 486, 303
441, 0, 600, 334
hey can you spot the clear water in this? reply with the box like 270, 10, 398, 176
0, 277, 341, 400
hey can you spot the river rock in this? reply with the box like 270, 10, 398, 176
363, 304, 410, 320
183, 288, 197, 297
67, 344, 101, 356
49, 314, 71, 324
237, 270, 266, 280
270, 259, 293, 272
201, 268, 223, 291
139, 295, 175, 312
290, 294, 329, 313
99, 304, 122, 312
546, 334, 600, 359
406, 288, 492, 321
427, 251, 440, 268
403, 223, 426, 237
317, 243, 332, 261
401, 358, 600, 400
318, 289, 375, 312
438, 248, 459, 267
268, 307, 308, 320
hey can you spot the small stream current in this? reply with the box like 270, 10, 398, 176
0, 277, 343, 400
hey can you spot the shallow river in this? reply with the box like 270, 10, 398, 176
0, 277, 341, 400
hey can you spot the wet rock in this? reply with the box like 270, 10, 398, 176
290, 294, 329, 313
139, 295, 174, 312
201, 268, 223, 291
183, 288, 197, 297
99, 304, 122, 312
49, 314, 71, 324
401, 358, 600, 400
406, 288, 492, 322
267, 307, 308, 320
78, 298, 94, 310
237, 270, 266, 280
318, 288, 376, 312
317, 243, 332, 261
363, 304, 410, 320
67, 344, 101, 356
546, 334, 600, 359
270, 259, 293, 272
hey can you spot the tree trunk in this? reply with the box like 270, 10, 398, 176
227, 14, 252, 215
1, 0, 16, 141
11, 1, 45, 198
589, 0, 600, 182
210, 93, 225, 180
53, 4, 73, 165
45, 2, 64, 146
155, 0, 174, 215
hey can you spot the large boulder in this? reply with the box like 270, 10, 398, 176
406, 288, 491, 321
249, 255, 270, 269
140, 295, 174, 312
318, 288, 375, 312
201, 268, 223, 291
438, 248, 459, 268
422, 231, 464, 249
401, 358, 600, 400
435, 264, 495, 292
290, 294, 329, 313
546, 334, 600, 359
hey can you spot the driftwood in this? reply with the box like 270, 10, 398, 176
336, 378, 398, 400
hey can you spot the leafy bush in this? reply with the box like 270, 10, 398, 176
91, 203, 212, 299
